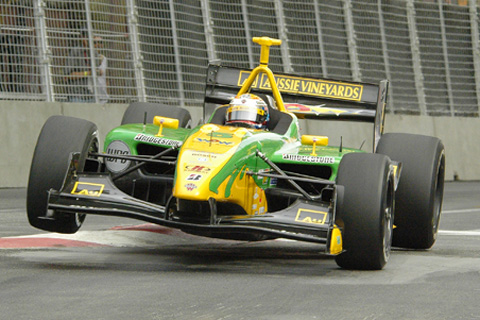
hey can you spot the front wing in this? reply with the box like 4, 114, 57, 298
46, 155, 343, 255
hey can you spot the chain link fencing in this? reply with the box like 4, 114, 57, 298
1, 0, 479, 116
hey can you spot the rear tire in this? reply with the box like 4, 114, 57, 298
376, 133, 445, 249
335, 153, 394, 270
121, 102, 192, 128
26, 116, 99, 234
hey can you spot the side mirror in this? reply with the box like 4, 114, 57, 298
154, 116, 179, 136
301, 135, 328, 156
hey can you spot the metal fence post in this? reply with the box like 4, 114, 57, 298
127, 0, 146, 102
343, 0, 361, 82
377, 0, 394, 113
168, 0, 185, 107
85, 1, 99, 103
469, 0, 480, 114
314, 1, 328, 79
241, 0, 254, 69
34, 0, 53, 102
406, 0, 427, 115
201, 0, 217, 64
274, 0, 293, 73
438, 1, 454, 116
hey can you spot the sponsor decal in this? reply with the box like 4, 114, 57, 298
105, 140, 131, 173
285, 104, 352, 116
186, 174, 202, 181
185, 165, 211, 173
210, 132, 233, 139
238, 71, 363, 101
71, 182, 105, 197
190, 152, 219, 162
185, 183, 197, 191
191, 152, 218, 159
195, 138, 233, 145
282, 154, 335, 164
134, 133, 182, 147
295, 209, 327, 225
270, 177, 277, 186
189, 151, 220, 162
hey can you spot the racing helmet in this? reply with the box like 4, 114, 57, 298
225, 94, 270, 129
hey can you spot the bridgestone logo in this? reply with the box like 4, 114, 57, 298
282, 154, 335, 164
134, 134, 182, 147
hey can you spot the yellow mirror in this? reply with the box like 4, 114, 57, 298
301, 135, 328, 156
301, 135, 328, 146
154, 116, 179, 136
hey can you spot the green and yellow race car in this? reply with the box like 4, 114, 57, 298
27, 37, 445, 270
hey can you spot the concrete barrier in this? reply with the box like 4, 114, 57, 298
1, 101, 478, 188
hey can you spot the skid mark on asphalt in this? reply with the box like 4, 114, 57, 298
0, 224, 190, 249
109, 223, 185, 235
0, 237, 108, 248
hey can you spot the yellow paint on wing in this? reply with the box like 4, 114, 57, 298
173, 124, 267, 216
215, 165, 268, 215
329, 225, 343, 255
71, 182, 105, 197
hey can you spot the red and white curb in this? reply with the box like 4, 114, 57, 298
0, 224, 189, 249
2, 222, 479, 249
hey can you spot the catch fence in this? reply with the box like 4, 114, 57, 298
0, 0, 479, 116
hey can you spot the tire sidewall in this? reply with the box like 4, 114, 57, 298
121, 102, 192, 128
376, 133, 445, 249
335, 152, 394, 270
27, 116, 98, 233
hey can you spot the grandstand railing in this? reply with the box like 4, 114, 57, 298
0, 0, 478, 116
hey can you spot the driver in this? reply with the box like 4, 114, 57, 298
225, 93, 270, 130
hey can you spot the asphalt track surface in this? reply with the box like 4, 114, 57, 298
1, 182, 480, 320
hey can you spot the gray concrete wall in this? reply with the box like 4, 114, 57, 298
1, 101, 478, 188
302, 115, 480, 182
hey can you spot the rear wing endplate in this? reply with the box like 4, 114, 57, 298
203, 64, 389, 151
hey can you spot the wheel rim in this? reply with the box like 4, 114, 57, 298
165, 196, 177, 220
431, 151, 446, 239
382, 177, 395, 261
74, 135, 99, 225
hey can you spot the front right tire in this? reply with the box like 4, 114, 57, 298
27, 116, 99, 234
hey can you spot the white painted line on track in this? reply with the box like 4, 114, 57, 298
0, 208, 25, 214
442, 208, 480, 214
439, 230, 480, 236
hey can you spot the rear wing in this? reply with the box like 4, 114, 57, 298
203, 64, 389, 151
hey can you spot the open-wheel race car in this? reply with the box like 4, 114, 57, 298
27, 37, 445, 270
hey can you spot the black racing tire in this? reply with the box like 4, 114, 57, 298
376, 133, 445, 249
26, 116, 99, 234
121, 102, 192, 128
335, 153, 395, 270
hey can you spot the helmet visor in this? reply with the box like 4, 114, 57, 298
226, 106, 261, 123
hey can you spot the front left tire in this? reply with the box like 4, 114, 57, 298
376, 133, 445, 249
335, 153, 395, 270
